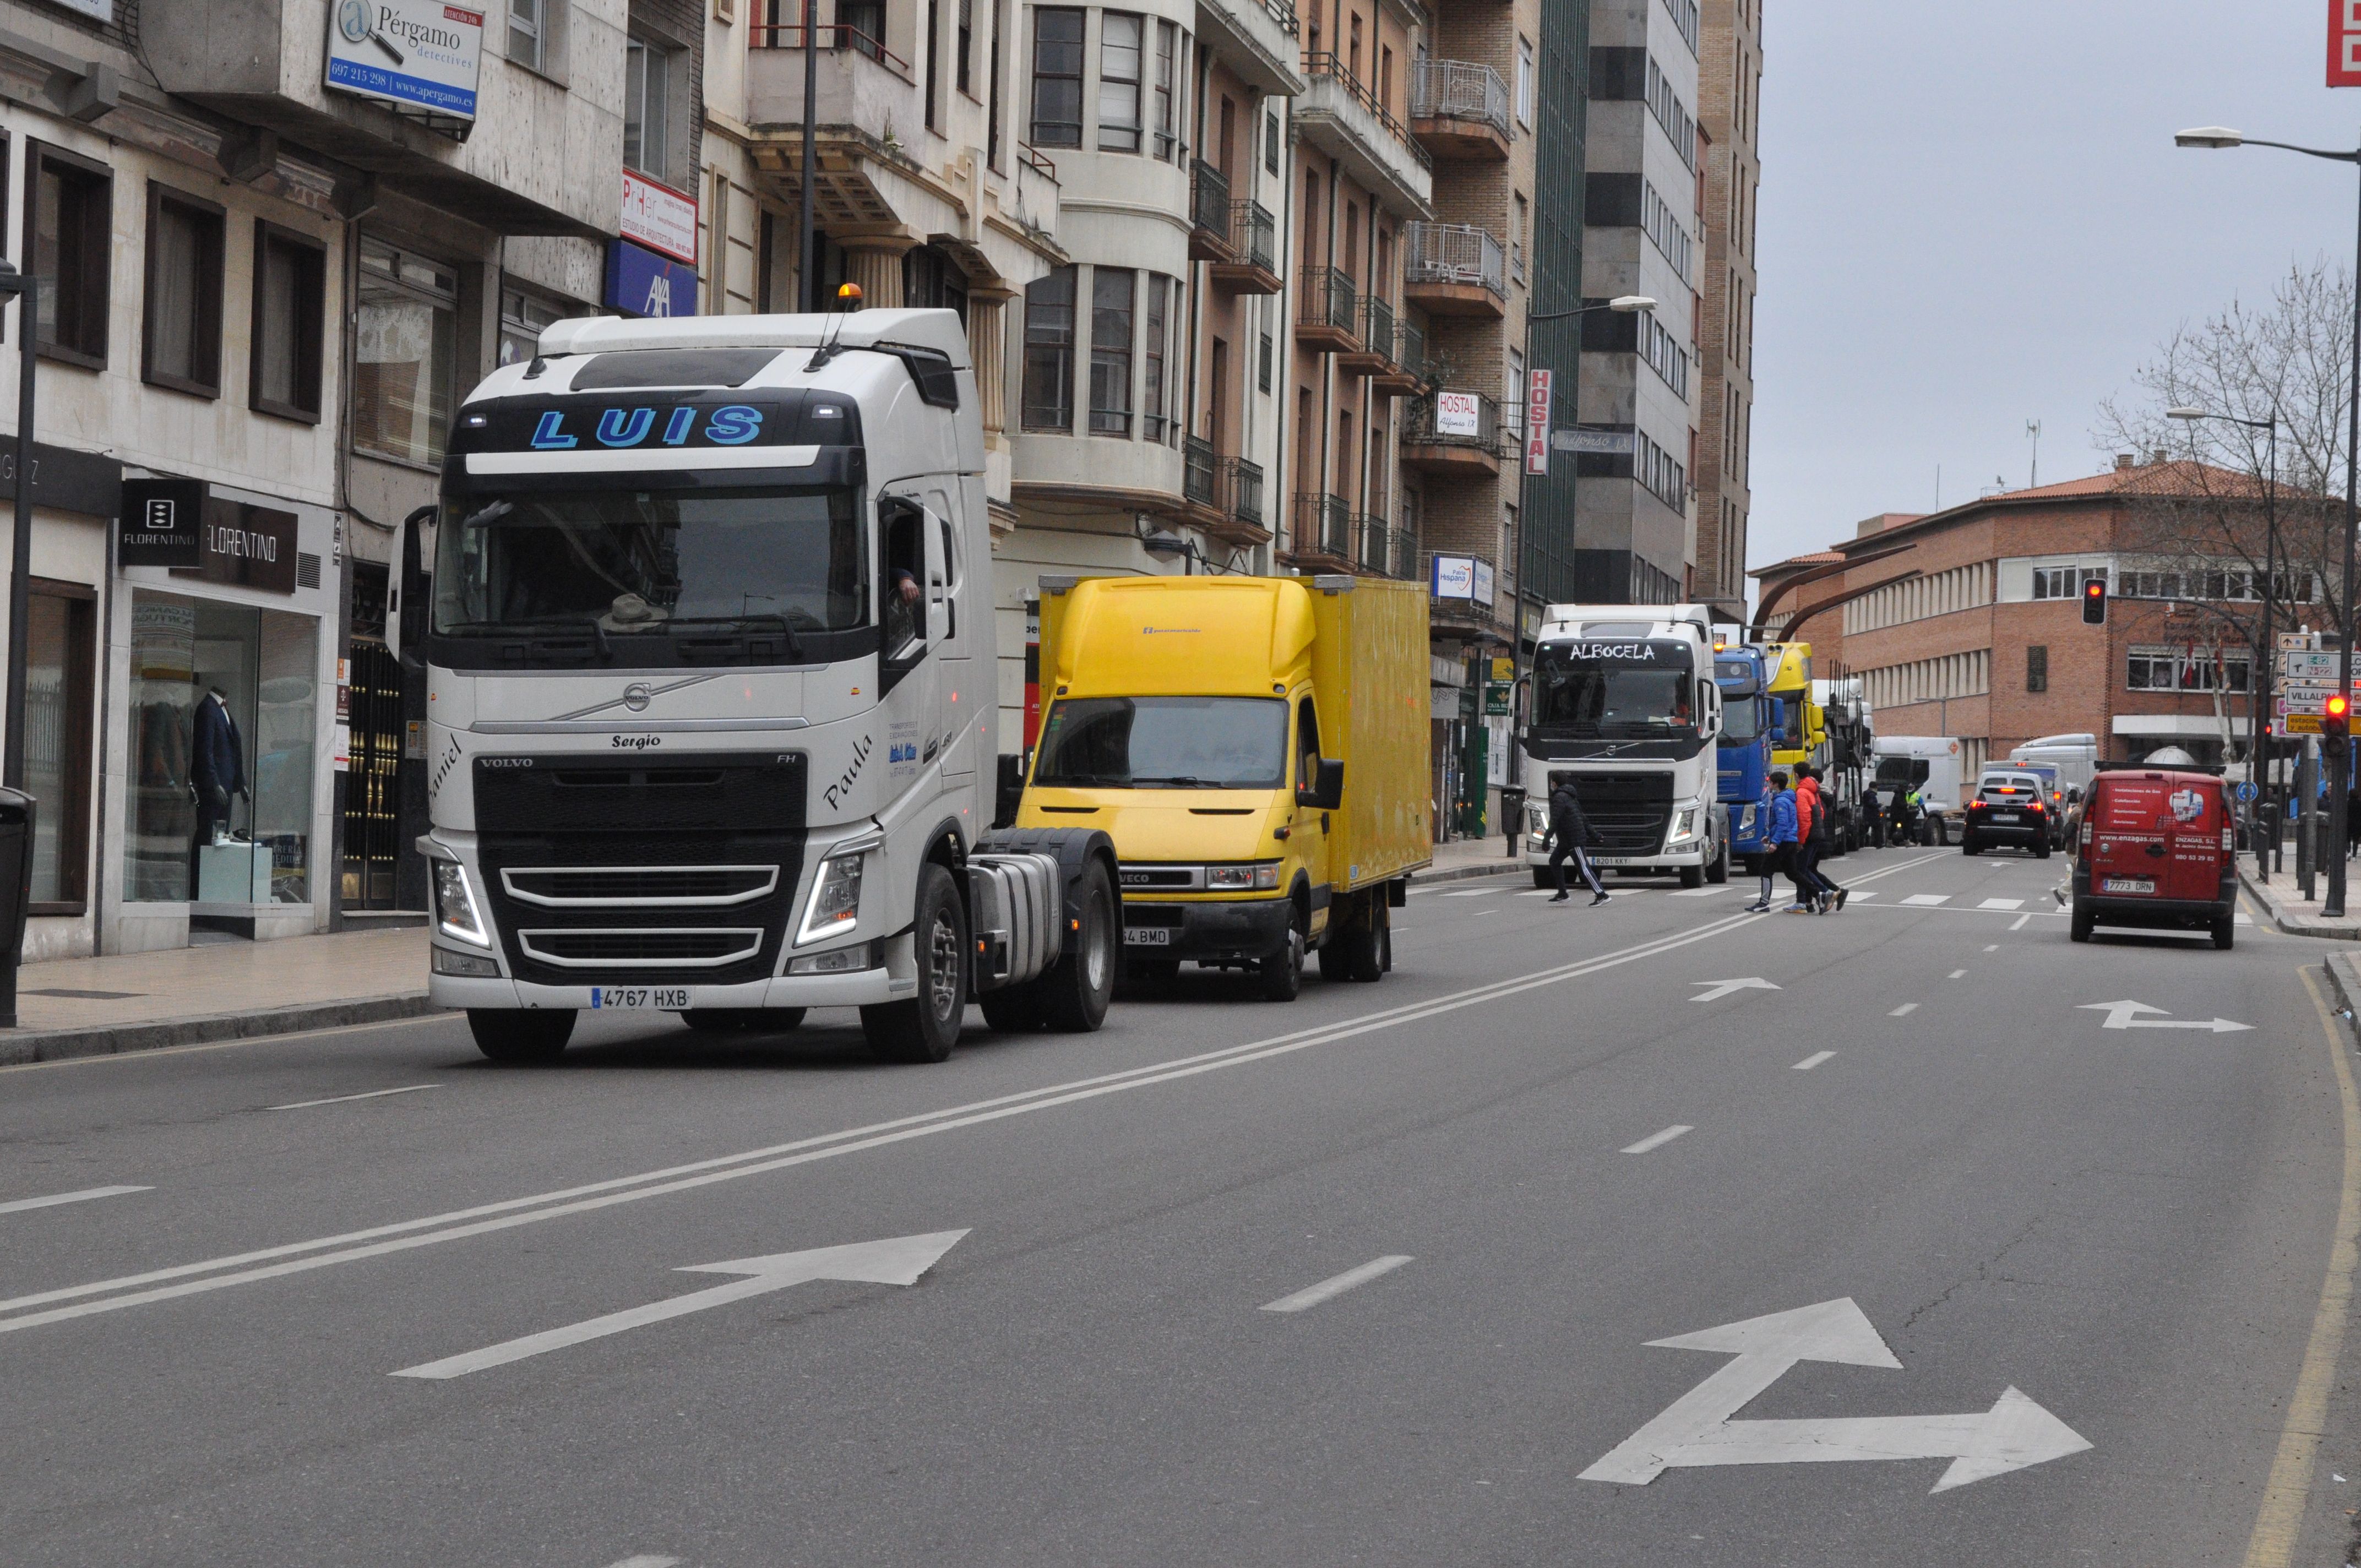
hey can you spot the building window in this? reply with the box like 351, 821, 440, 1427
498, 282, 569, 367
1089, 268, 1135, 435
1021, 264, 1076, 431
623, 35, 672, 178
1515, 37, 1535, 127
1030, 8, 1085, 147
1259, 329, 1272, 393
1141, 274, 1169, 441
1265, 108, 1280, 173
2026, 644, 2047, 693
925, 0, 943, 128
142, 185, 225, 399
353, 237, 458, 466
24, 580, 93, 912
957, 0, 974, 93
1152, 19, 1179, 160
1642, 178, 1693, 284
1640, 310, 1689, 398
903, 244, 970, 319
28, 142, 112, 369
508, 0, 553, 73
1645, 54, 1696, 172
1100, 13, 1144, 153
2128, 645, 2249, 693
251, 222, 327, 423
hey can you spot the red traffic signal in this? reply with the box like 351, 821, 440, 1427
2330, 693, 2352, 737
2080, 577, 2107, 625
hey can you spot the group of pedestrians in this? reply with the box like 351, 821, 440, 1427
1749, 763, 1849, 915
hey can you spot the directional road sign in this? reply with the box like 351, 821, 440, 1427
1579, 1298, 2091, 1492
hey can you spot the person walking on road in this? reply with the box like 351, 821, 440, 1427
1766, 770, 1811, 912
1546, 778, 1609, 906
1747, 774, 1783, 912
1798, 765, 1847, 912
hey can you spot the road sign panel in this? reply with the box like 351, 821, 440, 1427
2236, 780, 2259, 803
2285, 714, 2327, 736
2283, 650, 2345, 680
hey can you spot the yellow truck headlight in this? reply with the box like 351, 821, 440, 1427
1206, 863, 1281, 891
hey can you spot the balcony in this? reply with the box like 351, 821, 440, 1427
1295, 265, 1361, 354
1402, 391, 1505, 478
1404, 222, 1506, 318
1292, 492, 1356, 565
1372, 317, 1426, 398
1409, 59, 1512, 162
1184, 434, 1220, 515
1209, 201, 1282, 293
1189, 160, 1236, 263
1195, 0, 1307, 96
1339, 295, 1394, 377
1221, 457, 1269, 538
1356, 515, 1398, 577
1294, 53, 1433, 218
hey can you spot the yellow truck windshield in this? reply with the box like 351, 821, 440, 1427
1034, 696, 1288, 788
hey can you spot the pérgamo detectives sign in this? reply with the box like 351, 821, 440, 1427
326, 0, 485, 122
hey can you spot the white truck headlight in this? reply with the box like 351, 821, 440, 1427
431, 945, 501, 977
433, 860, 490, 946
1667, 807, 1700, 846
1206, 863, 1281, 890
798, 851, 866, 944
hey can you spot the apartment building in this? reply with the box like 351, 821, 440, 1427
1573, 0, 1700, 605
1694, 0, 1756, 621
0, 0, 655, 956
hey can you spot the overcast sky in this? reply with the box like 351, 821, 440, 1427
1748, 2, 2361, 587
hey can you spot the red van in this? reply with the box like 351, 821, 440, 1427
2069, 767, 2237, 948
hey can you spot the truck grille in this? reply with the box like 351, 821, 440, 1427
1560, 773, 1675, 855
472, 753, 806, 986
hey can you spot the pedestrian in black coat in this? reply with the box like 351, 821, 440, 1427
1547, 779, 1608, 905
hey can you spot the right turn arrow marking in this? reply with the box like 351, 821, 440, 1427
1690, 977, 1781, 1003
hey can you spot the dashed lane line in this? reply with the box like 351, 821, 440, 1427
0, 1185, 151, 1217
1949, 969, 1967, 979
1791, 1051, 1836, 1070
1622, 1124, 1694, 1155
1260, 1255, 1413, 1314
266, 1085, 442, 1112
1889, 1003, 1919, 1017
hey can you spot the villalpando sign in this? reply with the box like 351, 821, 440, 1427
121, 476, 299, 593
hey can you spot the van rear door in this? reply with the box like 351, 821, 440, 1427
2088, 775, 2170, 897
2158, 776, 2228, 903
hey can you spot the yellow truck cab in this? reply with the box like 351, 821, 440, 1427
1762, 641, 1823, 772
1020, 573, 1431, 1000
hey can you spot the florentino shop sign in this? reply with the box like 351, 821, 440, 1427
168, 500, 300, 595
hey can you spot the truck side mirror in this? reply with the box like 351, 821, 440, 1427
391, 504, 434, 671
1298, 758, 1345, 811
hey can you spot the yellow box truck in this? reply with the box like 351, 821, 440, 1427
1019, 573, 1432, 1000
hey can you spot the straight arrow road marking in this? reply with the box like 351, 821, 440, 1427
391, 1231, 968, 1380
0, 1185, 150, 1217
1260, 1255, 1413, 1313
1691, 978, 1780, 1003
2077, 1000, 2253, 1033
1579, 1298, 2091, 1493
1792, 1051, 1836, 1070
267, 1085, 442, 1111
1623, 1125, 1694, 1155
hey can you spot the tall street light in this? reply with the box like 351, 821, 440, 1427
2166, 403, 2278, 880
2177, 126, 2361, 914
1503, 294, 1653, 840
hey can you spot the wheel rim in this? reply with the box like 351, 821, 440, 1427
1082, 886, 1111, 992
927, 910, 962, 1019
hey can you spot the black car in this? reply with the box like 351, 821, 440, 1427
1961, 769, 2053, 857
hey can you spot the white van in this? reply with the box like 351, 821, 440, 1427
1871, 736, 1965, 844
2009, 733, 2098, 797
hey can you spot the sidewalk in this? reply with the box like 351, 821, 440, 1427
2240, 862, 2361, 941
1416, 834, 1531, 886
0, 925, 434, 1066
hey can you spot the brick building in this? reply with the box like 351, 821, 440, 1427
1752, 459, 2298, 776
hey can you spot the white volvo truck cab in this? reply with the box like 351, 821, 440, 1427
394, 309, 1119, 1065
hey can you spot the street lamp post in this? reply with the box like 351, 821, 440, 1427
2177, 126, 2361, 914
2167, 404, 2278, 879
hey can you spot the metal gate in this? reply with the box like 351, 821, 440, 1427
341, 639, 405, 908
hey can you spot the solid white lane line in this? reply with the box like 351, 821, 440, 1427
1978, 897, 2025, 911
1949, 969, 1967, 979
0, 1185, 151, 1217
1900, 894, 1950, 907
1889, 1003, 1919, 1017
2010, 912, 2033, 931
1260, 1255, 1414, 1313
1791, 1051, 1836, 1071
0, 908, 1776, 1333
266, 1085, 442, 1112
1622, 1124, 1694, 1155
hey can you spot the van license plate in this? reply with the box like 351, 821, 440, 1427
589, 987, 691, 1010
1123, 927, 1173, 946
2102, 877, 2155, 895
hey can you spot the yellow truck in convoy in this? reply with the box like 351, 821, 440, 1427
1019, 574, 1432, 1000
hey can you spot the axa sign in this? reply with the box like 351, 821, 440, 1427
606, 238, 699, 319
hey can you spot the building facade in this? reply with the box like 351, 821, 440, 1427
1693, 0, 1755, 622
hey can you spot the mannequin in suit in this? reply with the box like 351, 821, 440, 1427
191, 685, 247, 846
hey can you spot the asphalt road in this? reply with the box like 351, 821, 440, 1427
3, 842, 2358, 1567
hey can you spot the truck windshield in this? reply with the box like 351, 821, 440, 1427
432, 486, 867, 638
1875, 758, 1930, 789
1033, 697, 1287, 788
1718, 695, 1763, 745
1532, 641, 1696, 737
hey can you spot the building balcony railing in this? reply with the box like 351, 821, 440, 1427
1189, 159, 1234, 262
1293, 492, 1354, 559
1234, 200, 1277, 274
1393, 524, 1422, 581
1402, 391, 1506, 477
1394, 318, 1427, 382
1223, 456, 1266, 531
1295, 52, 1433, 215
1409, 59, 1511, 139
1183, 433, 1220, 509
1405, 221, 1506, 299
1294, 264, 1361, 351
1363, 295, 1397, 363
1356, 515, 1397, 577
748, 21, 912, 74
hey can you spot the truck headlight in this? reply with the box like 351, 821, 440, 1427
788, 940, 879, 974
1527, 802, 1551, 835
1206, 863, 1281, 891
431, 944, 501, 978
433, 860, 490, 947
798, 851, 866, 944
1738, 803, 1756, 832
1667, 807, 1700, 846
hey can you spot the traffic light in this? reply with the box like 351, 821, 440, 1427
2080, 577, 2107, 625
2329, 693, 2351, 739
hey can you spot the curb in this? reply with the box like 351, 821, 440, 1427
2324, 950, 2361, 1020
1413, 855, 1530, 887
0, 992, 441, 1066
2239, 870, 2361, 941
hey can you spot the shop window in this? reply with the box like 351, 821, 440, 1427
252, 221, 327, 423
498, 282, 569, 367
1029, 8, 1084, 147
125, 591, 317, 907
142, 185, 224, 398
28, 141, 112, 369
24, 582, 94, 912
1022, 265, 1076, 431
353, 237, 458, 466
1089, 268, 1134, 435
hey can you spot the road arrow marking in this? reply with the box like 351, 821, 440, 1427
1579, 1298, 2090, 1493
391, 1230, 968, 1380
1690, 977, 1780, 1003
2077, 1000, 2253, 1033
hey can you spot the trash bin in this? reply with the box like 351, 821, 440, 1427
1500, 786, 1527, 857
0, 788, 35, 1028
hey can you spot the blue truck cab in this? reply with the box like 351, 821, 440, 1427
1715, 645, 1777, 862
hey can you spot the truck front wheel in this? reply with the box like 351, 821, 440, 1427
1035, 858, 1117, 1031
1260, 917, 1305, 1001
861, 864, 967, 1064
1705, 837, 1730, 884
467, 1008, 575, 1065
1678, 861, 1706, 889
1328, 890, 1386, 982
